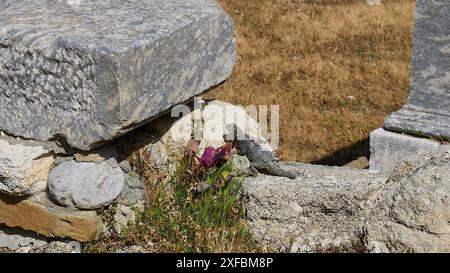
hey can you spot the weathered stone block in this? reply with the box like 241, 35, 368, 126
0, 138, 55, 196
0, 0, 236, 150
0, 193, 103, 242
384, 0, 450, 139
369, 128, 449, 173
365, 151, 450, 253
242, 163, 386, 252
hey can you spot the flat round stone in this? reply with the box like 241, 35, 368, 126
48, 160, 124, 210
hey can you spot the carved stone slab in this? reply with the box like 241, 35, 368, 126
0, 0, 236, 150
384, 0, 450, 139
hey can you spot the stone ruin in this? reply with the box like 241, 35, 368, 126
242, 0, 450, 253
370, 0, 450, 173
1, 0, 450, 253
0, 0, 237, 249
0, 0, 235, 150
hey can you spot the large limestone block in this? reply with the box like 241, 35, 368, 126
369, 128, 449, 174
242, 163, 387, 252
0, 0, 236, 150
0, 138, 55, 196
0, 193, 103, 242
364, 151, 450, 253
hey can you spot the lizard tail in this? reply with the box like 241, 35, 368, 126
259, 165, 298, 179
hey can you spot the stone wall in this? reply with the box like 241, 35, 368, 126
0, 0, 237, 250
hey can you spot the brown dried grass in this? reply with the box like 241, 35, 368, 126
206, 0, 416, 164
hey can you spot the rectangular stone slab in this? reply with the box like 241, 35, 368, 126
0, 0, 236, 150
369, 128, 448, 174
0, 193, 103, 242
384, 0, 450, 139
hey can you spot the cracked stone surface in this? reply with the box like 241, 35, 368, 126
0, 0, 236, 150
0, 138, 55, 196
243, 151, 450, 253
364, 151, 450, 253
242, 163, 387, 252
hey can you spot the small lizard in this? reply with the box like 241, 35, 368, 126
225, 124, 298, 179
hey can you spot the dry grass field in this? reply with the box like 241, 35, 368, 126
206, 0, 416, 165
